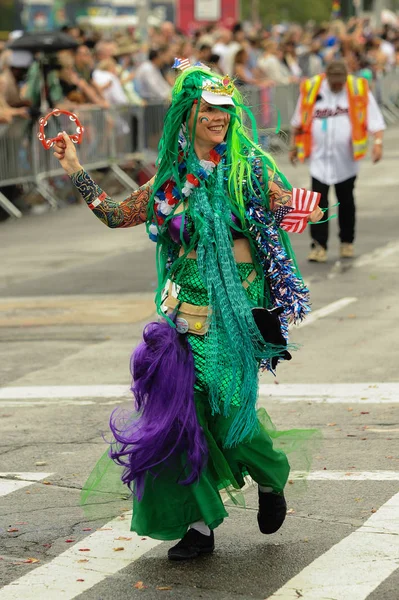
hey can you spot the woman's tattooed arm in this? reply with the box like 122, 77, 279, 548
69, 169, 154, 228
253, 159, 293, 212
267, 169, 293, 211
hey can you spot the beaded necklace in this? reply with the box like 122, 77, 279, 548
148, 139, 226, 242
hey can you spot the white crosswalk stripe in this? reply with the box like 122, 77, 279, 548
0, 382, 398, 405
266, 492, 399, 600
0, 512, 160, 600
258, 382, 399, 403
0, 473, 54, 497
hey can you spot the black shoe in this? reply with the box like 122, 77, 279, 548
168, 529, 215, 561
257, 490, 287, 534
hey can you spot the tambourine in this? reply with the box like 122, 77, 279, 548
38, 109, 84, 150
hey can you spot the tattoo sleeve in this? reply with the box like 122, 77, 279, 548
267, 169, 293, 212
69, 169, 154, 228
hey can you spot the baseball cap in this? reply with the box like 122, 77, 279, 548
201, 75, 235, 107
201, 90, 234, 106
326, 60, 348, 76
172, 58, 236, 107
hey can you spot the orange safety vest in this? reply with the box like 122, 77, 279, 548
295, 73, 369, 162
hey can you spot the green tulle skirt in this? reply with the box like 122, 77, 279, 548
131, 397, 294, 540
81, 261, 318, 540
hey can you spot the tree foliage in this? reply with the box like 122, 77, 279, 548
241, 0, 332, 25
1, 0, 16, 33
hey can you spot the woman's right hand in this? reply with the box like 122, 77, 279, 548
53, 131, 82, 176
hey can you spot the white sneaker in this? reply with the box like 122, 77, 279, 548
340, 243, 354, 258
308, 243, 327, 263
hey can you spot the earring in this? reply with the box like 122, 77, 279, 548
200, 116, 209, 123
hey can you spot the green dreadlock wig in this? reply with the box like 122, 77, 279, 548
143, 66, 305, 446
147, 67, 291, 222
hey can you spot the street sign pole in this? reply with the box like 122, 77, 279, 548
353, 0, 361, 16
137, 0, 149, 43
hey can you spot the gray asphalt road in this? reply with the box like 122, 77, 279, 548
0, 129, 398, 600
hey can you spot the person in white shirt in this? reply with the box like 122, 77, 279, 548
222, 23, 247, 77
92, 59, 128, 106
92, 59, 130, 136
257, 40, 296, 85
134, 48, 171, 102
380, 37, 395, 70
289, 60, 385, 262
281, 39, 302, 79
212, 28, 232, 72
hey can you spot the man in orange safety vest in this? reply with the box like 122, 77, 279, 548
289, 60, 385, 263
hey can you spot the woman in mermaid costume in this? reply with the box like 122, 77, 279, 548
54, 63, 322, 560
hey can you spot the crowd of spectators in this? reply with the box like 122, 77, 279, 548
1, 16, 399, 216
1, 16, 399, 125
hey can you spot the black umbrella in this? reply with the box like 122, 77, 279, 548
7, 31, 78, 52
8, 32, 78, 112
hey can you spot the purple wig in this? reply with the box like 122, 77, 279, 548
109, 320, 208, 499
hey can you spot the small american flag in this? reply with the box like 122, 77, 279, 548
279, 188, 321, 234
172, 57, 191, 71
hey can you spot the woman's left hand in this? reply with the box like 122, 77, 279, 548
308, 206, 323, 223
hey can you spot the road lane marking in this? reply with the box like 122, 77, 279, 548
0, 473, 54, 481
294, 297, 357, 329
0, 473, 53, 498
258, 382, 399, 403
0, 400, 125, 408
3, 382, 398, 404
291, 471, 399, 481
366, 428, 399, 433
353, 239, 399, 268
266, 491, 399, 600
328, 240, 399, 279
0, 385, 131, 400
0, 293, 359, 405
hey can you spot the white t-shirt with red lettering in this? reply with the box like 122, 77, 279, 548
291, 78, 385, 185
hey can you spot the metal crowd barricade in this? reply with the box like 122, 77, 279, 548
32, 107, 116, 207
2, 75, 398, 220
239, 85, 262, 125
108, 105, 146, 190
271, 83, 300, 129
0, 118, 36, 217
1, 90, 302, 218
240, 83, 300, 130
31, 105, 152, 206
379, 71, 399, 124
143, 102, 169, 157
0, 104, 158, 217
